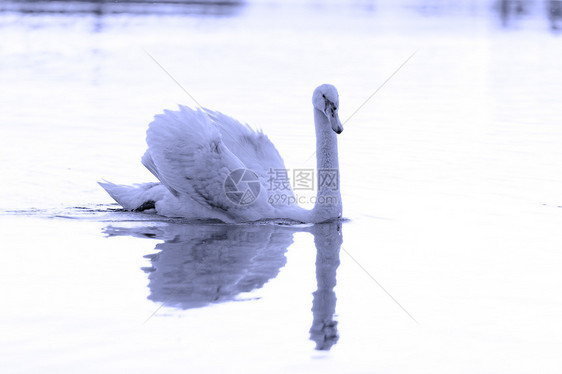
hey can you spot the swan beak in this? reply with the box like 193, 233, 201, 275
330, 112, 343, 134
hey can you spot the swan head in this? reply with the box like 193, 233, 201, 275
313, 84, 343, 134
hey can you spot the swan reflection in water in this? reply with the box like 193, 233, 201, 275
103, 220, 342, 350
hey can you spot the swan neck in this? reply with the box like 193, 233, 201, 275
312, 108, 342, 222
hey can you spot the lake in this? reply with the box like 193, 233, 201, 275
1, 0, 562, 373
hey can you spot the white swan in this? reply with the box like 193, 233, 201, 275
99, 84, 343, 223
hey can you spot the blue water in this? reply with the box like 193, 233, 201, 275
1, 1, 562, 373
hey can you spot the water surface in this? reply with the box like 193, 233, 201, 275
1, 1, 562, 373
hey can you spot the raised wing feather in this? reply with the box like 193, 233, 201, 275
144, 106, 247, 213
203, 109, 295, 203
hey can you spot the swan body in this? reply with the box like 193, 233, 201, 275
100, 84, 343, 223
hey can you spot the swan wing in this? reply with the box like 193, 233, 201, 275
204, 109, 295, 203
144, 106, 248, 214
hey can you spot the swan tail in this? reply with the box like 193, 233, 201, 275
98, 181, 167, 211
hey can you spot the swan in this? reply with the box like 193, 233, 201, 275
99, 84, 343, 223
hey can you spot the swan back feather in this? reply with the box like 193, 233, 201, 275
143, 105, 281, 221
203, 109, 295, 205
